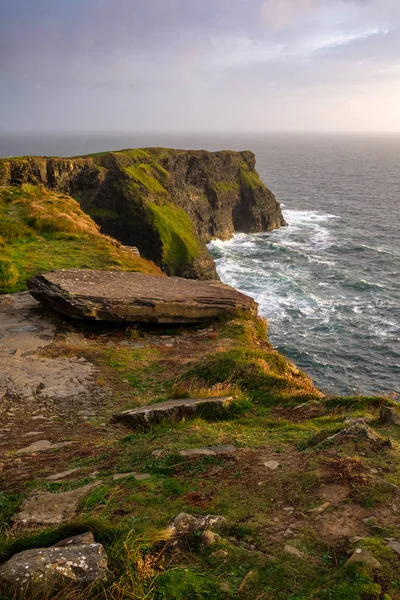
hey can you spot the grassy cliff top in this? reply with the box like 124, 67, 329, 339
0, 184, 162, 293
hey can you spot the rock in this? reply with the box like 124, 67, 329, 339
284, 545, 304, 558
13, 482, 102, 525
380, 405, 400, 426
151, 449, 163, 458
134, 473, 151, 481
201, 530, 218, 547
238, 570, 257, 594
46, 468, 80, 481
308, 502, 331, 514
179, 444, 236, 458
346, 548, 381, 569
388, 540, 400, 555
170, 512, 226, 536
220, 582, 231, 592
113, 472, 136, 481
211, 550, 229, 559
0, 533, 107, 593
180, 448, 217, 457
362, 517, 377, 524
323, 422, 380, 444
112, 396, 234, 429
16, 440, 74, 455
28, 270, 258, 324
264, 460, 280, 471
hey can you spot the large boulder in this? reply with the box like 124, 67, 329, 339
0, 533, 107, 594
28, 270, 258, 324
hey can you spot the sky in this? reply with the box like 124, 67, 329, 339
1, 0, 400, 133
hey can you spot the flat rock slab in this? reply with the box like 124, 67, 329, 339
13, 482, 102, 525
179, 445, 236, 457
16, 440, 74, 455
112, 396, 233, 429
0, 532, 107, 593
28, 270, 258, 324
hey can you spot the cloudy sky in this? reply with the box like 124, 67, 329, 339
1, 0, 399, 132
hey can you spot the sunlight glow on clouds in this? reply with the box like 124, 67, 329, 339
0, 0, 399, 132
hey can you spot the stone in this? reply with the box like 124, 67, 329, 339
388, 540, 400, 555
201, 530, 218, 547
28, 270, 258, 324
238, 570, 257, 594
113, 396, 234, 429
170, 512, 226, 536
308, 502, 331, 514
180, 448, 217, 457
380, 405, 400, 426
13, 482, 102, 525
323, 422, 380, 444
179, 444, 236, 457
264, 460, 280, 471
16, 440, 74, 455
212, 550, 229, 559
362, 516, 377, 524
113, 472, 136, 481
0, 533, 107, 593
284, 545, 304, 558
134, 473, 151, 481
151, 449, 163, 458
46, 468, 80, 481
346, 548, 381, 569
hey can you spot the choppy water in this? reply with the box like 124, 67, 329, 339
1, 132, 399, 396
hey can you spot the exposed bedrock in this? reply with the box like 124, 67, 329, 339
28, 269, 258, 324
0, 148, 286, 279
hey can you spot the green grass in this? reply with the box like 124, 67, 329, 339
145, 200, 202, 275
0, 184, 162, 293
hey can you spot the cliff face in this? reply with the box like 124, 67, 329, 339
0, 149, 286, 279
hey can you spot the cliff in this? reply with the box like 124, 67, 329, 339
0, 148, 286, 279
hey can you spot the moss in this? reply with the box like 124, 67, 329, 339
145, 200, 202, 275
239, 164, 265, 190
211, 180, 240, 194
85, 207, 120, 219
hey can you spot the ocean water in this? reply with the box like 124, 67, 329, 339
1, 132, 399, 396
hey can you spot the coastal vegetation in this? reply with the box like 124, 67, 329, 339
0, 184, 161, 293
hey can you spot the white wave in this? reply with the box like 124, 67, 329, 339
283, 209, 339, 224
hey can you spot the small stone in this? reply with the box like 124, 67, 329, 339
283, 507, 295, 512
201, 530, 217, 547
349, 536, 365, 543
370, 468, 378, 474
264, 460, 280, 471
380, 405, 400, 426
308, 502, 331, 514
284, 545, 304, 558
113, 472, 137, 481
151, 449, 163, 458
388, 540, 400, 555
220, 582, 231, 592
346, 548, 381, 569
362, 517, 377, 524
45, 468, 80, 481
22, 432, 44, 437
134, 473, 151, 481
238, 570, 257, 594
170, 512, 226, 536
284, 528, 294, 537
211, 549, 228, 559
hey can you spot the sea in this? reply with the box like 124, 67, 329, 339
1, 132, 399, 397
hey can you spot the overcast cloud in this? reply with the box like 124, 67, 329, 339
1, 0, 399, 132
